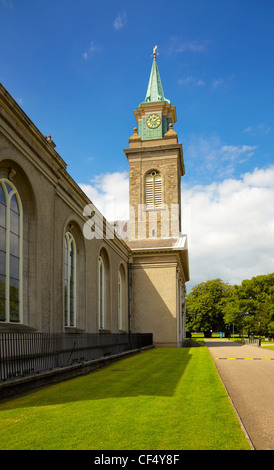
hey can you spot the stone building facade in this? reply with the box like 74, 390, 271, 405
0, 51, 189, 347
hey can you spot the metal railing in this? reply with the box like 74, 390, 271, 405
0, 332, 153, 382
242, 336, 261, 347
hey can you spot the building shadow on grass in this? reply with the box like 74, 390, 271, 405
5, 348, 195, 408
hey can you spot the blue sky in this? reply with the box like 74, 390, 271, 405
1, 0, 274, 290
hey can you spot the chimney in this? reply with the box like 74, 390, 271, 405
47, 135, 56, 148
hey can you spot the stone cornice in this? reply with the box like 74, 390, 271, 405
134, 101, 177, 124
124, 142, 185, 176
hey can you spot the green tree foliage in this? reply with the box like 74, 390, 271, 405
186, 274, 274, 337
186, 279, 233, 336
223, 274, 274, 336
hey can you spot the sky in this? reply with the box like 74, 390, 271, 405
1, 0, 274, 292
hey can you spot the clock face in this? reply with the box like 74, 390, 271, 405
146, 114, 162, 129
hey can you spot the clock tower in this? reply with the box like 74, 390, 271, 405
124, 48, 189, 348
124, 46, 185, 241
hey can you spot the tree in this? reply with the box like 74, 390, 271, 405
234, 274, 274, 336
187, 274, 274, 338
186, 279, 233, 336
222, 289, 244, 335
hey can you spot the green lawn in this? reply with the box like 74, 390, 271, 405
0, 347, 251, 450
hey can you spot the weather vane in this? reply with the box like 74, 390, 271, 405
152, 45, 159, 59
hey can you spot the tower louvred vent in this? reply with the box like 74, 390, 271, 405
154, 177, 162, 208
145, 171, 162, 209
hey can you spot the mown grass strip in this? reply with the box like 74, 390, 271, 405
0, 347, 251, 450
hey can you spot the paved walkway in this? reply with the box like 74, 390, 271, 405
204, 338, 274, 450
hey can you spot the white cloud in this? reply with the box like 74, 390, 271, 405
169, 37, 208, 54
221, 144, 257, 162
83, 41, 101, 60
79, 171, 129, 221
178, 76, 234, 90
243, 166, 274, 187
178, 76, 205, 87
113, 11, 127, 30
197, 79, 206, 86
211, 78, 224, 88
185, 135, 257, 180
244, 123, 271, 135
79, 165, 274, 294
183, 165, 274, 291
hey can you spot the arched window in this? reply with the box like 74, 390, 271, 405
64, 231, 76, 327
98, 255, 105, 329
118, 270, 122, 330
145, 170, 162, 209
0, 178, 23, 323
118, 264, 126, 331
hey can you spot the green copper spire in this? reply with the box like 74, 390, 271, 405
143, 46, 170, 104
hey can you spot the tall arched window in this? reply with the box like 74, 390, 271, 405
145, 170, 162, 209
64, 231, 76, 327
98, 255, 105, 329
118, 270, 122, 330
0, 178, 23, 323
118, 264, 126, 331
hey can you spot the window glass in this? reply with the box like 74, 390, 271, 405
0, 184, 6, 228
99, 256, 104, 329
69, 240, 75, 326
10, 208, 20, 235
0, 274, 5, 322
118, 271, 122, 330
64, 232, 76, 327
0, 300, 5, 322
0, 184, 5, 205
64, 236, 68, 325
0, 179, 22, 323
0, 250, 5, 276
9, 232, 19, 257
0, 227, 6, 252
9, 254, 19, 280
9, 277, 19, 301
10, 300, 19, 322
10, 193, 19, 213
